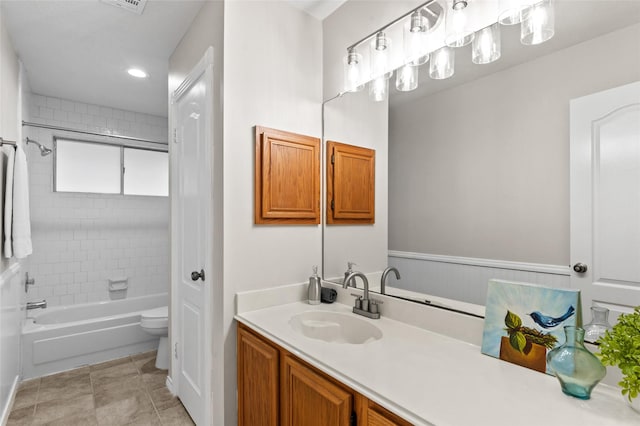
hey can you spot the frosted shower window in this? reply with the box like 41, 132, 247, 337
123, 148, 168, 196
55, 140, 121, 193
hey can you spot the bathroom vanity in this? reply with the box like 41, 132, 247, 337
235, 283, 639, 426
238, 322, 410, 426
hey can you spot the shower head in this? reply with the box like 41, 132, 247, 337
26, 138, 52, 156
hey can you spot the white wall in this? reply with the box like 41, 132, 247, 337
323, 89, 388, 280
389, 23, 640, 267
170, 2, 322, 425
23, 93, 169, 306
223, 1, 322, 424
0, 6, 22, 422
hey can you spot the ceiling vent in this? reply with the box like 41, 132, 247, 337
100, 0, 148, 15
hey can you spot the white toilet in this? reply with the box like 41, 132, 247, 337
140, 306, 169, 370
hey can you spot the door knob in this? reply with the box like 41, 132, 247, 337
573, 263, 588, 274
191, 269, 205, 281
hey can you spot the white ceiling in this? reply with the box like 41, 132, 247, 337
286, 0, 347, 20
1, 0, 206, 117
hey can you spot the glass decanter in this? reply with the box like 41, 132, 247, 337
583, 306, 613, 344
547, 326, 606, 400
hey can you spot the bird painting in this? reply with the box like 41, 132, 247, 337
529, 306, 575, 329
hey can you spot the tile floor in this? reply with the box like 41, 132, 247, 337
7, 351, 195, 426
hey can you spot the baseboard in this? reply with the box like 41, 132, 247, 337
1, 375, 20, 426
388, 250, 570, 276
166, 375, 175, 395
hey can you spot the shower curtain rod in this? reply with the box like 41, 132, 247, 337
0, 137, 17, 147
22, 121, 168, 146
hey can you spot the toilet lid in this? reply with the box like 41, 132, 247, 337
141, 306, 168, 319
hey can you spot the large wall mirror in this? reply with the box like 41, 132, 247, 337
322, 0, 640, 318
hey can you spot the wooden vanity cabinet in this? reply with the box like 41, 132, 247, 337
237, 325, 280, 426
237, 323, 413, 426
281, 353, 354, 426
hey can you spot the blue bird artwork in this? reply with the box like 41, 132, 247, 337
529, 305, 575, 329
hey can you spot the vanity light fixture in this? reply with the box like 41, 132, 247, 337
521, 0, 555, 45
472, 23, 501, 64
343, 48, 365, 92
127, 68, 148, 78
341, 0, 555, 100
445, 0, 475, 48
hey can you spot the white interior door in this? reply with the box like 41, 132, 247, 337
170, 48, 214, 425
570, 81, 640, 322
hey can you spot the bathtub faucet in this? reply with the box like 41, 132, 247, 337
26, 300, 47, 310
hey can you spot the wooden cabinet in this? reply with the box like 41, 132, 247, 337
255, 126, 320, 224
327, 141, 375, 225
237, 323, 413, 426
237, 325, 279, 426
281, 354, 354, 426
361, 399, 413, 426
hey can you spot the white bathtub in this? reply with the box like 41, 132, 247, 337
22, 293, 168, 379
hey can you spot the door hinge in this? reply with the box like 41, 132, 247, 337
350, 411, 357, 426
331, 153, 335, 165
173, 128, 178, 144
174, 342, 179, 359
330, 199, 335, 210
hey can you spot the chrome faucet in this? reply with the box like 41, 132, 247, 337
26, 300, 47, 310
343, 271, 381, 319
380, 267, 401, 295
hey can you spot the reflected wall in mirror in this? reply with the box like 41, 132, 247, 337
322, 0, 640, 317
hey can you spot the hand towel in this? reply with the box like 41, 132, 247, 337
12, 144, 32, 258
3, 146, 15, 258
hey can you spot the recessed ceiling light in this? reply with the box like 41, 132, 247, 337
127, 68, 148, 78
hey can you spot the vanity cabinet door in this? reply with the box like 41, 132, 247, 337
237, 325, 279, 426
363, 400, 413, 426
281, 354, 354, 426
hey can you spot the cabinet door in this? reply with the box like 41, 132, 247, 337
237, 325, 279, 426
327, 140, 375, 224
281, 354, 353, 426
255, 126, 320, 224
356, 395, 414, 426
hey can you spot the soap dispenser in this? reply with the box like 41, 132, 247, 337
308, 266, 321, 305
344, 262, 356, 287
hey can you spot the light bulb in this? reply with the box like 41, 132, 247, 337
403, 11, 429, 66
498, 0, 535, 25
370, 32, 392, 80
396, 64, 418, 92
429, 47, 455, 80
445, 0, 474, 47
521, 0, 555, 45
343, 49, 364, 92
472, 24, 501, 64
369, 76, 389, 102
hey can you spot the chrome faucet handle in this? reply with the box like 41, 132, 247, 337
350, 293, 363, 310
369, 299, 383, 314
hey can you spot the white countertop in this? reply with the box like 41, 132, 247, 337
235, 300, 638, 426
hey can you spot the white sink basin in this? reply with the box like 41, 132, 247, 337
289, 311, 383, 344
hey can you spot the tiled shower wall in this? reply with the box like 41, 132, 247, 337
24, 93, 169, 306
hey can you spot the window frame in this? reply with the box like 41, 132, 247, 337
53, 136, 169, 197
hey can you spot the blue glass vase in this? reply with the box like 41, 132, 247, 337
547, 326, 606, 399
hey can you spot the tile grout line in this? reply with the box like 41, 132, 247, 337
133, 354, 165, 425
